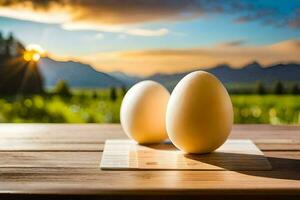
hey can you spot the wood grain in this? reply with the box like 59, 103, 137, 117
0, 167, 299, 196
0, 124, 299, 199
0, 151, 298, 196
100, 139, 271, 170
0, 151, 297, 169
0, 124, 299, 151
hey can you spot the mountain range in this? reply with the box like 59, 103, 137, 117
38, 57, 124, 88
38, 57, 300, 89
148, 62, 300, 89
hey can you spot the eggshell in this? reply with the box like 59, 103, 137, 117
121, 81, 170, 144
166, 71, 233, 154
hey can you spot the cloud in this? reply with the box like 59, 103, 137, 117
234, 9, 276, 24
0, 6, 70, 23
0, 0, 179, 36
217, 40, 246, 47
234, 5, 300, 30
62, 22, 169, 37
77, 39, 300, 75
125, 28, 169, 37
0, 0, 205, 36
0, 0, 204, 24
1, 0, 299, 32
288, 18, 300, 28
61, 22, 124, 32
94, 33, 104, 39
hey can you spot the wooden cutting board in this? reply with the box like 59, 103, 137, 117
100, 139, 272, 171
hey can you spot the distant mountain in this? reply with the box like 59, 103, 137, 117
147, 62, 300, 89
38, 57, 124, 88
207, 62, 300, 84
109, 71, 141, 86
38, 57, 300, 89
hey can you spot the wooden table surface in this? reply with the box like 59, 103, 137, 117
0, 124, 299, 200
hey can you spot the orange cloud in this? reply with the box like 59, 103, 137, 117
1, 0, 299, 35
0, 0, 204, 24
2, 0, 299, 30
77, 39, 300, 75
0, 0, 203, 36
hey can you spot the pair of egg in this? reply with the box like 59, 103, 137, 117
120, 71, 233, 154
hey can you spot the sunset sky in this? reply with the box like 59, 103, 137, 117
0, 0, 300, 75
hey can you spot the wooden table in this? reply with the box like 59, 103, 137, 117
0, 124, 299, 200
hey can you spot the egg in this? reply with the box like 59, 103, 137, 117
166, 71, 233, 154
120, 81, 170, 144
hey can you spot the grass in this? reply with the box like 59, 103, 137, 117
232, 95, 300, 124
0, 92, 299, 124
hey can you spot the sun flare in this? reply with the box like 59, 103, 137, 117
23, 44, 45, 62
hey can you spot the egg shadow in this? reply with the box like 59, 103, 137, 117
144, 140, 178, 151
184, 152, 300, 180
144, 142, 300, 181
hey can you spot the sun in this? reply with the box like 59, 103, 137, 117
23, 44, 45, 62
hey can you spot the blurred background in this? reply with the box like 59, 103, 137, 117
0, 0, 299, 124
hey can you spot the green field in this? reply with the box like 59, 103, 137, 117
0, 92, 299, 124
231, 95, 300, 124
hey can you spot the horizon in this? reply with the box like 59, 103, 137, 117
1, 0, 300, 75
40, 56, 300, 77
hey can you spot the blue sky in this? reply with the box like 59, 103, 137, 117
0, 0, 300, 75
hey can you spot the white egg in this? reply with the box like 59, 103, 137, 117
166, 71, 233, 154
120, 81, 170, 144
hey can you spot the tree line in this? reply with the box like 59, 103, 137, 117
229, 81, 300, 95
